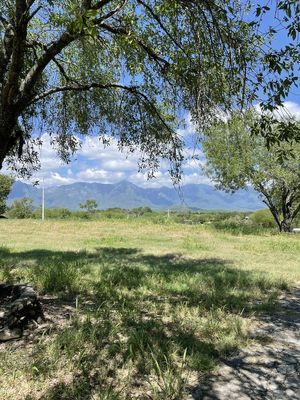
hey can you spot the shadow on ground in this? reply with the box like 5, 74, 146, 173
189, 286, 300, 400
0, 246, 289, 399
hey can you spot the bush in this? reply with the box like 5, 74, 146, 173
8, 197, 34, 219
130, 207, 153, 216
102, 208, 128, 219
250, 209, 275, 228
46, 208, 72, 219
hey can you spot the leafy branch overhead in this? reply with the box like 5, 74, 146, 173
0, 0, 259, 179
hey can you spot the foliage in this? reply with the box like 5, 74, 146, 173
0, 174, 14, 215
130, 206, 153, 216
250, 209, 276, 229
8, 197, 34, 219
254, 1, 300, 113
0, 1, 262, 179
250, 1, 300, 145
7, 205, 283, 235
33, 207, 72, 219
79, 198, 98, 213
0, 1, 299, 181
202, 111, 300, 232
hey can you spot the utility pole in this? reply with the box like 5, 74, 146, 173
42, 179, 45, 221
167, 209, 170, 219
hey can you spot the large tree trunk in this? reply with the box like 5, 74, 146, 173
0, 110, 19, 169
280, 219, 293, 232
0, 121, 22, 170
281, 197, 293, 233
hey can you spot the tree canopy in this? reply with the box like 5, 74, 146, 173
0, 1, 299, 180
80, 198, 98, 212
0, 174, 14, 215
0, 0, 262, 180
202, 112, 300, 232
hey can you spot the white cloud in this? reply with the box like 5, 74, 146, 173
36, 171, 76, 187
177, 112, 197, 139
101, 159, 137, 171
184, 158, 205, 170
4, 129, 212, 187
128, 170, 211, 188
79, 136, 139, 162
255, 101, 300, 121
279, 101, 300, 120
38, 133, 65, 171
180, 173, 211, 186
77, 168, 125, 183
128, 171, 171, 188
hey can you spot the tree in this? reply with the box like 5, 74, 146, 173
0, 0, 260, 180
202, 112, 300, 232
0, 174, 14, 215
80, 198, 98, 213
8, 197, 34, 219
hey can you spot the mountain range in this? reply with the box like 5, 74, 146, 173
7, 180, 263, 211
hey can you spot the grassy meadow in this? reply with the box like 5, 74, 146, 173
0, 218, 300, 399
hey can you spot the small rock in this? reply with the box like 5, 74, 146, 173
285, 389, 295, 397
0, 327, 22, 341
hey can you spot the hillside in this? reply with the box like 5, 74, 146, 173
8, 180, 263, 211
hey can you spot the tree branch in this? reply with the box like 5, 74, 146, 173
18, 31, 78, 105
91, 0, 115, 10
27, 5, 42, 22
3, 0, 28, 105
0, 23, 14, 83
95, 0, 127, 23
18, 1, 125, 106
29, 81, 175, 136
29, 82, 141, 103
52, 58, 79, 84
137, 0, 187, 55
0, 14, 8, 27
99, 22, 170, 67
292, 202, 300, 220
26, 0, 37, 7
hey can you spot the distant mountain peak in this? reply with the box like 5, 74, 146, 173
8, 180, 263, 211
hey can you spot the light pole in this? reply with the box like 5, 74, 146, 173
42, 178, 45, 221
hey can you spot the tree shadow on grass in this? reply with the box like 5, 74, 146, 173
0, 246, 286, 399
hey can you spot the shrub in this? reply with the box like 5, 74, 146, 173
47, 208, 72, 219
250, 209, 275, 228
8, 197, 34, 219
102, 208, 128, 219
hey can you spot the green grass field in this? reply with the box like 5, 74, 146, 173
0, 219, 299, 399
